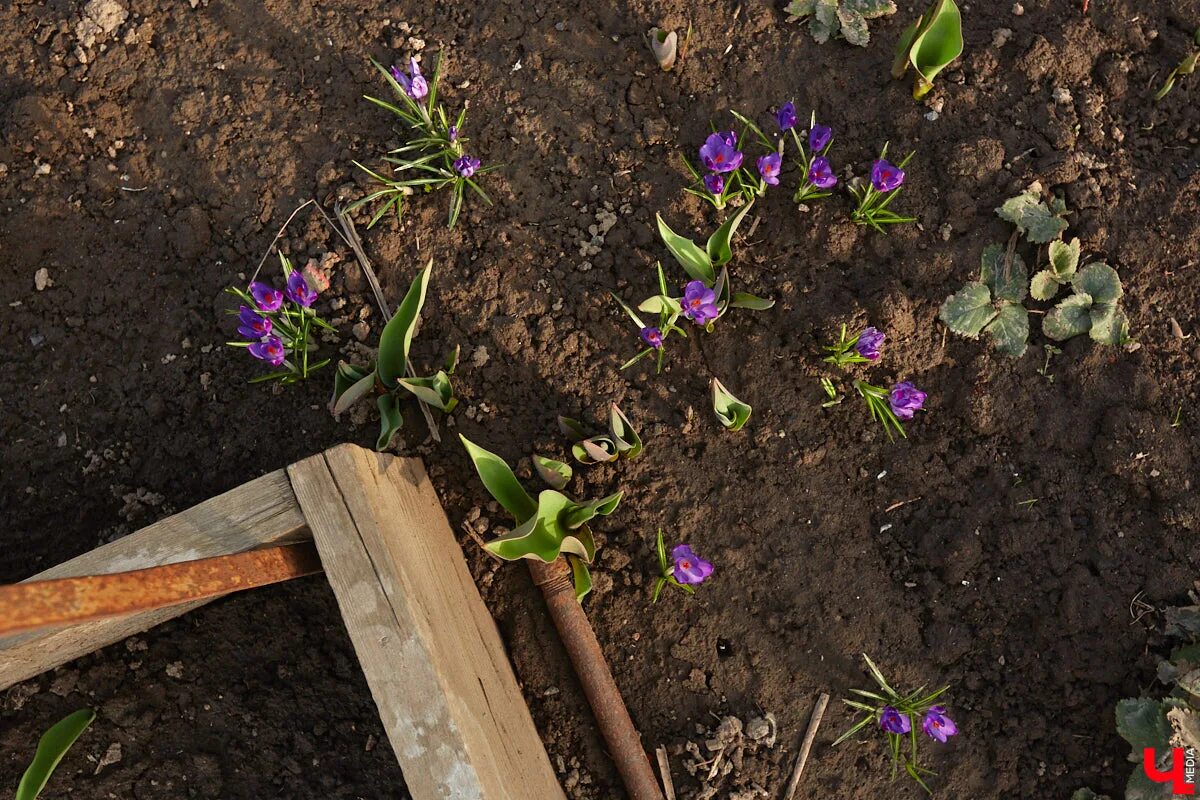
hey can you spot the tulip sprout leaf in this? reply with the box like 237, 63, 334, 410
331, 365, 376, 415
656, 213, 714, 283
893, 0, 963, 99
1154, 30, 1200, 101
786, 0, 898, 47
16, 709, 95, 800
996, 191, 1068, 244
572, 437, 619, 465
711, 378, 752, 431
377, 260, 432, 389
461, 437, 622, 602
609, 403, 643, 459
376, 394, 404, 451
707, 200, 755, 268
533, 455, 573, 490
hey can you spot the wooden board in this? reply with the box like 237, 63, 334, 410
0, 469, 308, 689
288, 444, 564, 800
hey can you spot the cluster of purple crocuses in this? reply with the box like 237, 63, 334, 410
697, 129, 782, 198
880, 705, 958, 743
847, 327, 926, 420
638, 279, 720, 351
776, 101, 838, 200
235, 271, 319, 368
387, 59, 483, 182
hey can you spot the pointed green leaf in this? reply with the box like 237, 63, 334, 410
333, 371, 377, 415
1090, 303, 1129, 345
609, 403, 643, 459
16, 709, 95, 800
939, 281, 997, 338
397, 371, 457, 412
376, 394, 404, 451
637, 295, 681, 315
484, 513, 561, 562
610, 293, 647, 328
562, 491, 624, 530
557, 416, 589, 442
711, 378, 752, 431
331, 364, 374, 414
532, 455, 573, 490
1073, 262, 1123, 305
996, 192, 1068, 244
1049, 237, 1081, 280
707, 200, 754, 268
459, 434, 537, 523
567, 554, 593, 602
1029, 270, 1061, 301
560, 523, 597, 562
1043, 293, 1094, 341
980, 242, 1028, 303
907, 0, 962, 96
656, 214, 714, 283
729, 291, 775, 310
443, 344, 460, 375
1115, 698, 1171, 752
984, 303, 1029, 358
377, 260, 433, 389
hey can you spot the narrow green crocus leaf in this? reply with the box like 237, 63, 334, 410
532, 455, 573, 490
377, 259, 433, 389
711, 377, 752, 431
16, 709, 95, 800
459, 434, 537, 523
611, 293, 648, 328
376, 394, 404, 451
656, 213, 715, 283
706, 200, 754, 268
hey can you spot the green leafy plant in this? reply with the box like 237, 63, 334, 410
351, 54, 496, 229
460, 435, 622, 601
1154, 27, 1200, 101
1042, 262, 1129, 345
784, 0, 898, 47
711, 378, 752, 431
1030, 237, 1080, 300
557, 404, 643, 465
329, 260, 457, 450
939, 243, 1031, 357
892, 0, 964, 99
834, 654, 956, 794
821, 325, 927, 440
16, 709, 95, 800
996, 190, 1068, 244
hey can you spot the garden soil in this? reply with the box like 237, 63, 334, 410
3, 0, 1200, 797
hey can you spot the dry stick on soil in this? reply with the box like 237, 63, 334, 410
250, 197, 353, 283
655, 746, 676, 800
335, 205, 441, 442
782, 692, 829, 800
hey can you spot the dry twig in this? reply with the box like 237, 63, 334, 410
782, 693, 829, 800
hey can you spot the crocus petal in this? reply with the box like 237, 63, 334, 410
880, 706, 912, 735
854, 327, 884, 361
807, 156, 838, 190
757, 153, 782, 186
285, 271, 317, 307
871, 159, 905, 192
249, 281, 283, 312
640, 326, 664, 349
671, 544, 714, 585
703, 173, 725, 195
809, 123, 832, 153
889, 381, 927, 421
775, 102, 798, 131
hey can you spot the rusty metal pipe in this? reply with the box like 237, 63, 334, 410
528, 558, 664, 800
0, 542, 322, 636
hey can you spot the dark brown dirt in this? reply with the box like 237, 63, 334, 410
3, 0, 1200, 798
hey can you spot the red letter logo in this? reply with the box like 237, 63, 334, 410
1144, 748, 1196, 795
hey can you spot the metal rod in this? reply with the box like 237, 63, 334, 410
0, 542, 322, 636
528, 558, 664, 800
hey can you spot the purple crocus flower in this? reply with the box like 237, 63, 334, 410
855, 327, 884, 361
237, 305, 272, 340
640, 326, 663, 349
682, 280, 719, 326
775, 101, 798, 131
809, 122, 833, 153
454, 155, 481, 178
871, 159, 906, 192
922, 707, 958, 742
447, 125, 458, 143
699, 132, 743, 173
757, 152, 782, 186
285, 271, 318, 307
889, 381, 927, 421
671, 544, 714, 585
703, 173, 725, 195
248, 335, 286, 366
249, 281, 284, 312
807, 156, 837, 189
390, 58, 428, 100
879, 706, 912, 735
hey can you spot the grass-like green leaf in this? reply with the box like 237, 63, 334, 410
16, 709, 95, 800
656, 213, 714, 283
1043, 293, 1094, 341
459, 434, 537, 523
377, 260, 432, 389
729, 291, 775, 310
711, 378, 752, 431
996, 192, 1068, 244
939, 281, 997, 337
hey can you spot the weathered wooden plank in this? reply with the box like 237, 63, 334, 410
288, 444, 564, 800
0, 469, 308, 689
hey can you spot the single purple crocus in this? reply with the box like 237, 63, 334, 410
285, 271, 318, 307
879, 706, 912, 735
682, 280, 719, 326
807, 156, 837, 189
447, 125, 458, 143
889, 381, 927, 421
248, 335, 286, 367
640, 326, 664, 349
390, 58, 428, 101
809, 122, 833, 153
871, 158, 906, 192
922, 707, 958, 743
236, 305, 272, 340
757, 152, 782, 186
775, 101, 798, 131
454, 155, 481, 178
249, 281, 284, 312
703, 173, 725, 195
855, 327, 885, 361
699, 132, 743, 173
671, 544, 714, 585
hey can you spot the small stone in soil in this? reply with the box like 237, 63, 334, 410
34, 267, 52, 290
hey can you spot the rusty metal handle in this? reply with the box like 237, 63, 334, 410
528, 558, 664, 800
